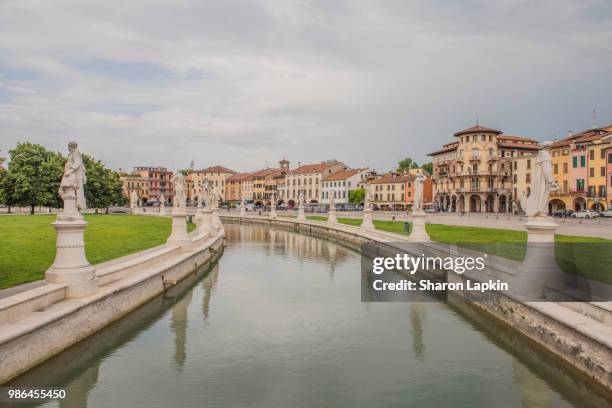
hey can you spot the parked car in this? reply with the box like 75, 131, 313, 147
553, 209, 573, 218
571, 209, 599, 219
600, 209, 612, 218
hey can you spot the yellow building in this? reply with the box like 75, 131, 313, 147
226, 173, 253, 203
121, 174, 149, 202
511, 155, 536, 211
367, 173, 410, 211
429, 124, 539, 213
587, 139, 609, 212
188, 165, 236, 203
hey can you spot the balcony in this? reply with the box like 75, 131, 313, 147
469, 155, 481, 162
487, 154, 498, 161
569, 188, 585, 195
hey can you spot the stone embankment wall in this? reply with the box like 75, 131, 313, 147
0, 215, 224, 384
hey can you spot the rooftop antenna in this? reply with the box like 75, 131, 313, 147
592, 109, 597, 129
476, 118, 479, 126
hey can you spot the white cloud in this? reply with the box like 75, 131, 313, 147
0, 0, 611, 172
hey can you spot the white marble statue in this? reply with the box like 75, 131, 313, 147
197, 193, 203, 208
520, 143, 559, 218
413, 173, 425, 211
364, 189, 373, 210
172, 171, 187, 209
298, 191, 305, 208
130, 190, 138, 209
59, 142, 87, 215
160, 193, 166, 207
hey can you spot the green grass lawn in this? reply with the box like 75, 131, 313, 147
0, 215, 195, 289
306, 215, 611, 283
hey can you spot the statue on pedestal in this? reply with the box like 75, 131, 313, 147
59, 142, 87, 218
520, 143, 559, 219
364, 189, 373, 211
413, 173, 424, 212
172, 172, 187, 210
130, 190, 138, 209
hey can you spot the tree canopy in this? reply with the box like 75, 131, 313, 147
397, 157, 419, 173
0, 142, 125, 213
348, 188, 365, 204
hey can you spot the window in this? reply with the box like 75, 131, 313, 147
609, 153, 612, 164
580, 156, 586, 167
576, 179, 585, 192
563, 180, 568, 193
527, 159, 531, 170
601, 150, 606, 160
572, 157, 578, 168
526, 173, 531, 183
590, 168, 595, 177
553, 164, 558, 174
590, 150, 595, 160
563, 163, 568, 174
603, 167, 607, 177
481, 135, 486, 142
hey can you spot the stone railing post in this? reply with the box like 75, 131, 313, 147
327, 204, 337, 224
408, 209, 430, 242
360, 207, 374, 230
167, 207, 192, 248
515, 216, 561, 299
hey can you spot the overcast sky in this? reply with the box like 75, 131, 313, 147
1, 0, 611, 173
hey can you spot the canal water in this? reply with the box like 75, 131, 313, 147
8, 224, 611, 407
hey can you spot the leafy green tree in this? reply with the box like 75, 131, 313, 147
4, 142, 63, 214
397, 157, 419, 173
421, 162, 433, 175
83, 155, 126, 213
348, 188, 365, 204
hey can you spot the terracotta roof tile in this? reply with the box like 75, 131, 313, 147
368, 173, 414, 184
454, 124, 502, 137
196, 165, 236, 174
227, 172, 253, 182
322, 168, 364, 181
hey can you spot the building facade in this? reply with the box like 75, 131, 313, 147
226, 173, 254, 203
285, 160, 347, 206
429, 124, 540, 213
321, 168, 373, 206
120, 174, 150, 203
133, 166, 173, 203
188, 165, 236, 203
367, 173, 411, 211
549, 126, 611, 212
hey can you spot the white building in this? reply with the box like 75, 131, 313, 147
321, 168, 374, 206
285, 160, 347, 205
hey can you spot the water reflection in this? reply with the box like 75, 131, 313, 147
410, 303, 426, 360
5, 224, 611, 408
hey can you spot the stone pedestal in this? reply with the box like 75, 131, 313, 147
515, 216, 561, 299
327, 207, 337, 224
212, 208, 222, 229
270, 205, 277, 220
159, 205, 166, 215
240, 205, 246, 217
361, 208, 374, 230
409, 210, 430, 242
45, 214, 97, 298
297, 206, 305, 221
167, 210, 192, 248
198, 209, 214, 234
